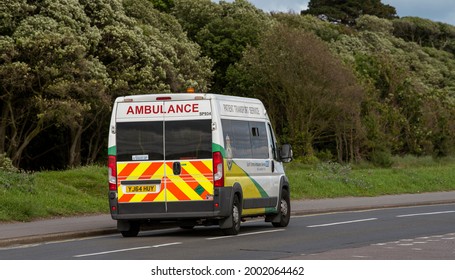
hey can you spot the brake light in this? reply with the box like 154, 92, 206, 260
213, 152, 224, 187
156, 96, 172, 101
108, 155, 117, 191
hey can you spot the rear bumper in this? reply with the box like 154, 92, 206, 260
110, 187, 233, 221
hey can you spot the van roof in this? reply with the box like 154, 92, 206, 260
115, 93, 263, 104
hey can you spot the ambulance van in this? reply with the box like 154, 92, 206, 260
108, 93, 293, 237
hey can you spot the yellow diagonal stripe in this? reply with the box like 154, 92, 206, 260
183, 162, 213, 194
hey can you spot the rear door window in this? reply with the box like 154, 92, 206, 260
116, 121, 164, 161
165, 120, 212, 160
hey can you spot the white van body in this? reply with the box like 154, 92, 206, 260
108, 93, 292, 236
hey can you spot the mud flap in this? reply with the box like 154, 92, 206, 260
117, 220, 133, 231
219, 215, 233, 229
265, 212, 282, 223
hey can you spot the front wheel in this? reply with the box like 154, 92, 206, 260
222, 195, 241, 235
272, 189, 290, 227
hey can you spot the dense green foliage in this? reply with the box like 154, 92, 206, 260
1, 0, 455, 170
302, 0, 397, 25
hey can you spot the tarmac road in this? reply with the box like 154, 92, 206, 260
1, 191, 455, 247
0, 203, 454, 260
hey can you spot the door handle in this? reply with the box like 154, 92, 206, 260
173, 162, 181, 175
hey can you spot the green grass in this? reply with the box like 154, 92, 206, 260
1, 156, 455, 222
0, 165, 107, 222
287, 156, 455, 199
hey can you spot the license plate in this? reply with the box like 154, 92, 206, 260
126, 185, 156, 193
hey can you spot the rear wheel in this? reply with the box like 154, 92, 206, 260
272, 189, 290, 227
120, 221, 140, 237
222, 195, 241, 235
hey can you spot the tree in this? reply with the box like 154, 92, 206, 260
173, 0, 271, 93
227, 24, 365, 161
303, 0, 397, 25
0, 0, 111, 168
123, 0, 213, 92
332, 16, 455, 160
149, 0, 174, 12
0, 0, 213, 170
392, 17, 455, 54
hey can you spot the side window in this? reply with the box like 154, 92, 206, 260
222, 119, 269, 159
267, 123, 278, 160
250, 122, 269, 159
222, 119, 252, 159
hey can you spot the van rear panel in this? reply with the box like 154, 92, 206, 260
111, 98, 217, 218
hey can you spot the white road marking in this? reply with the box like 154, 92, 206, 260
307, 218, 377, 228
397, 210, 455, 218
152, 242, 182, 248
206, 229, 285, 240
73, 242, 182, 258
74, 246, 152, 258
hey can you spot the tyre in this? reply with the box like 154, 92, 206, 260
120, 221, 140, 237
272, 189, 290, 227
222, 195, 241, 235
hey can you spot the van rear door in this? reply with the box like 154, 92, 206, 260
115, 99, 214, 213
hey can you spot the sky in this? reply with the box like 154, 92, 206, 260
215, 0, 455, 26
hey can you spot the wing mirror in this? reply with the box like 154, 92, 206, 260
279, 144, 293, 163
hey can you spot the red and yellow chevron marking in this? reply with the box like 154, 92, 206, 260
117, 160, 213, 203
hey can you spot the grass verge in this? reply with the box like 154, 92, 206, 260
1, 156, 454, 222
288, 156, 455, 199
0, 165, 107, 222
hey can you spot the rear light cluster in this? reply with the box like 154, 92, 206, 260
108, 155, 117, 191
213, 152, 224, 187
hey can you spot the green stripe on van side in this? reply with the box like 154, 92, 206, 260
213, 142, 268, 198
212, 143, 225, 157
108, 146, 116, 156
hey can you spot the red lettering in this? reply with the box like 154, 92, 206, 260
176, 104, 184, 113
135, 106, 144, 114
127, 106, 134, 114
167, 104, 175, 113
126, 103, 201, 115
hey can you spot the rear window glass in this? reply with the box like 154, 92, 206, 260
165, 120, 212, 160
116, 120, 212, 161
116, 122, 164, 161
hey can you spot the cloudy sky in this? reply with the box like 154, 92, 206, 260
215, 0, 455, 26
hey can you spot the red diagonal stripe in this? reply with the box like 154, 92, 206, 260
166, 180, 191, 201
118, 163, 140, 177
142, 192, 162, 202
139, 162, 163, 179
118, 194, 135, 203
191, 161, 213, 177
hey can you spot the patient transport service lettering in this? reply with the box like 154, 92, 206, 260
108, 93, 293, 237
